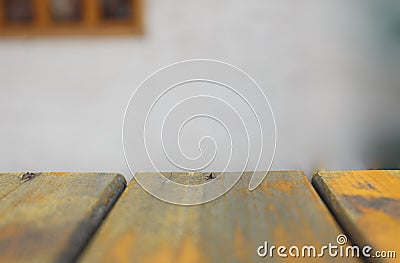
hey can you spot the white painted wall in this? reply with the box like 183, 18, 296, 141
0, 0, 396, 180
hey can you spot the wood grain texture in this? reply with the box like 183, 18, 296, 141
0, 172, 25, 199
0, 172, 126, 263
312, 170, 400, 263
79, 171, 355, 263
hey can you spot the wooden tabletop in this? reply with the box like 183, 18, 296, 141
0, 172, 126, 263
0, 170, 398, 263
79, 171, 355, 263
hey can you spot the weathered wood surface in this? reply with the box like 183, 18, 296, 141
0, 172, 25, 199
80, 171, 355, 263
313, 170, 400, 263
0, 172, 126, 263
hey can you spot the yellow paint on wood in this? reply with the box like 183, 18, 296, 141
317, 170, 400, 199
80, 171, 356, 263
50, 172, 68, 177
0, 172, 126, 263
313, 170, 400, 263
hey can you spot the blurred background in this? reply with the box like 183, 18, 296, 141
0, 0, 399, 181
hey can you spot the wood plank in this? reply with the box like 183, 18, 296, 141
79, 171, 356, 263
312, 170, 400, 263
0, 172, 126, 263
0, 172, 26, 199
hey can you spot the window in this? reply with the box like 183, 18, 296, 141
0, 0, 143, 35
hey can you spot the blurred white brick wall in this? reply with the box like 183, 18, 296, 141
0, 0, 395, 180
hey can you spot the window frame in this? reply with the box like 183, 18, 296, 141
0, 0, 143, 36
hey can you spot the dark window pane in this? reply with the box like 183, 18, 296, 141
4, 0, 33, 23
51, 0, 81, 22
101, 0, 131, 20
